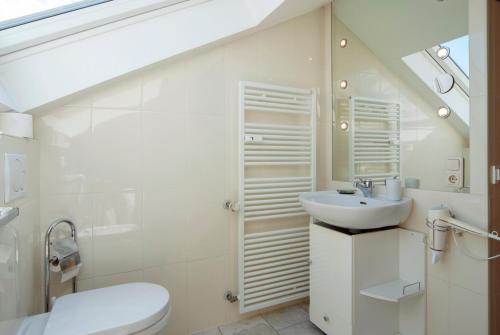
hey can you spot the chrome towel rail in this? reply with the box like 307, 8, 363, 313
0, 207, 19, 227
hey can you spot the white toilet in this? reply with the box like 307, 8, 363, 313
0, 283, 170, 335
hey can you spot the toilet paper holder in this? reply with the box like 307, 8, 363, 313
44, 218, 77, 312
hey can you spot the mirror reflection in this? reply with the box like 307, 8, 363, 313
331, 0, 470, 192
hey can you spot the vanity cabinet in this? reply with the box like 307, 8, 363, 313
309, 223, 425, 335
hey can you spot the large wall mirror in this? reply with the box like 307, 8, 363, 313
331, 0, 471, 193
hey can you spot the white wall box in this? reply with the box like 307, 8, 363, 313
0, 113, 33, 139
4, 153, 28, 204
310, 224, 425, 335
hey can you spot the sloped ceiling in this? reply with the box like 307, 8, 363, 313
335, 0, 468, 63
0, 0, 330, 113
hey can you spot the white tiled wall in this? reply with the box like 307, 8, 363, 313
34, 9, 328, 335
0, 135, 40, 320
1, 3, 489, 335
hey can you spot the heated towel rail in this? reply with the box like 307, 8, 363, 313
238, 81, 316, 313
349, 96, 401, 183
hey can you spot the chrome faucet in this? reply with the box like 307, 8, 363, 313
353, 178, 374, 198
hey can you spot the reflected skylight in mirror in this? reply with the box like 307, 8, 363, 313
441, 35, 469, 77
0, 0, 111, 30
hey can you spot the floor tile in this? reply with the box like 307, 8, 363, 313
193, 328, 222, 335
299, 303, 309, 312
262, 305, 309, 331
278, 321, 324, 335
219, 317, 278, 335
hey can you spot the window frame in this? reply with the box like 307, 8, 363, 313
426, 45, 470, 97
0, 0, 189, 56
0, 0, 113, 31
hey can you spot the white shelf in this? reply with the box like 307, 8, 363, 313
360, 279, 424, 303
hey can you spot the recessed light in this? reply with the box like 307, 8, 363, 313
340, 39, 348, 48
437, 106, 451, 119
340, 80, 348, 89
436, 46, 450, 60
340, 121, 349, 131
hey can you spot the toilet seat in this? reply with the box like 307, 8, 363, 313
43, 283, 170, 335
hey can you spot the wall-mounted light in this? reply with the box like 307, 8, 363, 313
437, 106, 451, 119
340, 38, 348, 48
436, 46, 450, 60
339, 80, 348, 89
339, 121, 349, 131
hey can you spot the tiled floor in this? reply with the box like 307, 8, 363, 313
193, 304, 324, 335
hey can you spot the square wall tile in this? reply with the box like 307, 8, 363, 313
142, 61, 187, 114
448, 232, 488, 295
37, 106, 93, 195
142, 188, 188, 267
93, 270, 144, 289
186, 48, 226, 116
185, 115, 229, 261
142, 112, 187, 191
144, 263, 188, 335
187, 257, 226, 333
427, 275, 449, 335
449, 285, 487, 335
90, 109, 141, 193
92, 77, 142, 110
93, 192, 142, 276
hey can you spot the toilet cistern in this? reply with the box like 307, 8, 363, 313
353, 178, 374, 197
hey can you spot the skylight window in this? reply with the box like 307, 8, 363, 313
441, 35, 470, 78
0, 0, 111, 31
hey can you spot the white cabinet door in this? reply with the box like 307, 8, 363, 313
309, 224, 353, 335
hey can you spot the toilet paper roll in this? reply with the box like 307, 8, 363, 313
49, 238, 82, 282
61, 264, 81, 283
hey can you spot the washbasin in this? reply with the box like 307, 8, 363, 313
299, 191, 412, 230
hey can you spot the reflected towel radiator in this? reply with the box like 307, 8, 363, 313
238, 81, 316, 313
349, 96, 401, 183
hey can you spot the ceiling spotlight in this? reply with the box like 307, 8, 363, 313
436, 46, 450, 60
340, 121, 349, 131
437, 106, 451, 119
340, 80, 348, 89
340, 38, 348, 48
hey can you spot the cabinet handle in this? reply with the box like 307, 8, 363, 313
323, 315, 330, 322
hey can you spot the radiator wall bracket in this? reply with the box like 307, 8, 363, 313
225, 291, 239, 303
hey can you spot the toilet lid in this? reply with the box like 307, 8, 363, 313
43, 283, 170, 335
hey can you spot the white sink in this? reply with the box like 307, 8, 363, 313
299, 191, 412, 230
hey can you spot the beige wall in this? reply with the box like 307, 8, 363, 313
0, 135, 40, 320
34, 9, 328, 335
0, 2, 489, 335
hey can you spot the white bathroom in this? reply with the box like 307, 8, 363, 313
0, 0, 497, 334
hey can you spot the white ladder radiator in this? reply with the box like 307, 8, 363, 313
238, 81, 316, 313
349, 96, 401, 183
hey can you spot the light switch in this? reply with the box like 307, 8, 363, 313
446, 158, 461, 171
4, 154, 27, 204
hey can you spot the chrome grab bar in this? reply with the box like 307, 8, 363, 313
44, 219, 77, 312
0, 207, 19, 228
